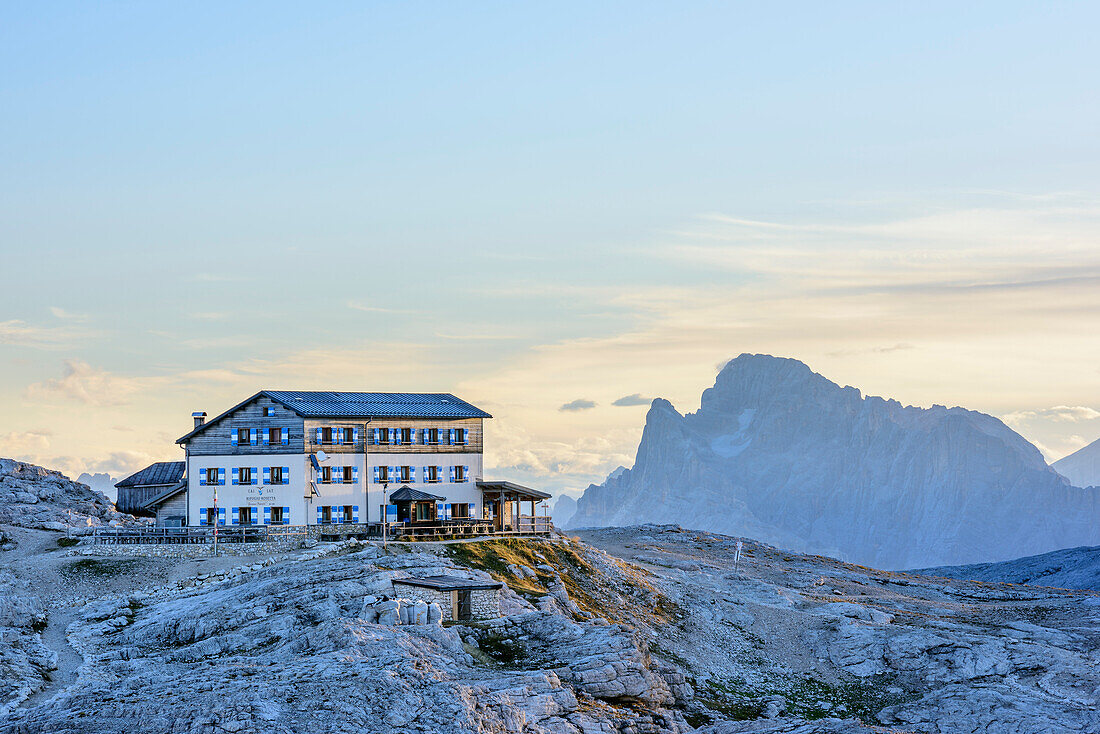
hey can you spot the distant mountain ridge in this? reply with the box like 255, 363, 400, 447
1053, 437, 1100, 488
913, 545, 1100, 591
568, 354, 1100, 569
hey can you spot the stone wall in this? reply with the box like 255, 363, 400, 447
390, 583, 501, 621
72, 539, 300, 559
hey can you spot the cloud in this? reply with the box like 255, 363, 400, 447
0, 320, 86, 348
826, 344, 914, 358
0, 430, 52, 453
611, 394, 651, 407
25, 360, 143, 406
49, 307, 89, 322
559, 399, 597, 412
1002, 406, 1100, 428
347, 300, 416, 314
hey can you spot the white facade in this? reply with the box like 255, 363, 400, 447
185, 449, 484, 527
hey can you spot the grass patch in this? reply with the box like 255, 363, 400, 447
57, 537, 80, 548
443, 538, 678, 625
62, 558, 142, 578
689, 674, 915, 725
477, 632, 526, 664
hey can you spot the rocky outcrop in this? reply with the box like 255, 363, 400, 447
1, 541, 691, 734
0, 459, 140, 531
570, 355, 1100, 568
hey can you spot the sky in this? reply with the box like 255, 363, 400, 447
2, 2, 1100, 495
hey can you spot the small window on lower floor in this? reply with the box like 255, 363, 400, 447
205, 468, 218, 485
342, 505, 353, 523
239, 507, 253, 525
452, 503, 470, 518
270, 506, 284, 525
321, 505, 332, 524
321, 466, 331, 484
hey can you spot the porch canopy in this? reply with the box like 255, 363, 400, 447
388, 486, 445, 524
477, 481, 551, 531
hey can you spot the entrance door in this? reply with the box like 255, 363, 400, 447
456, 590, 472, 621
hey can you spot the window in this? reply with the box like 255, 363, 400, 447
269, 427, 281, 445
342, 505, 353, 523
454, 465, 466, 482
400, 428, 412, 445
321, 505, 332, 524
452, 503, 470, 518
321, 466, 331, 484
239, 428, 252, 445
239, 467, 253, 486
205, 468, 218, 485
204, 507, 217, 525
270, 506, 284, 525
426, 466, 439, 483
415, 502, 433, 521
270, 466, 284, 484
378, 429, 390, 445
239, 507, 253, 525
263, 407, 275, 417
378, 465, 390, 483
455, 428, 467, 445
428, 428, 439, 445
321, 427, 333, 445
342, 466, 353, 483
399, 466, 412, 483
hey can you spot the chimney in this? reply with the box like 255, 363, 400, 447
192, 411, 207, 429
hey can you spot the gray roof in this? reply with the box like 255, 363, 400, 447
476, 480, 552, 501
389, 486, 446, 502
178, 390, 491, 444
141, 481, 187, 509
264, 391, 491, 419
391, 575, 503, 591
116, 461, 185, 489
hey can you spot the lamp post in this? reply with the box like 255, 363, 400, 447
382, 481, 389, 551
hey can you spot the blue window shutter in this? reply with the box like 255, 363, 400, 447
262, 429, 270, 446
390, 428, 398, 444
199, 472, 207, 486
232, 468, 239, 486
218, 468, 225, 485
449, 428, 455, 445
199, 512, 208, 526
315, 427, 322, 444
231, 429, 238, 446
468, 503, 475, 518
231, 507, 239, 525
444, 503, 451, 520
281, 428, 288, 445
333, 468, 342, 484
263, 506, 271, 525
263, 467, 270, 485
251, 429, 258, 446
353, 427, 359, 444
282, 506, 290, 524
316, 506, 323, 525
282, 466, 290, 484
463, 465, 469, 482
448, 466, 454, 483
436, 465, 442, 483
218, 507, 226, 525
252, 468, 258, 485
386, 504, 397, 522
352, 505, 359, 523
352, 467, 359, 484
